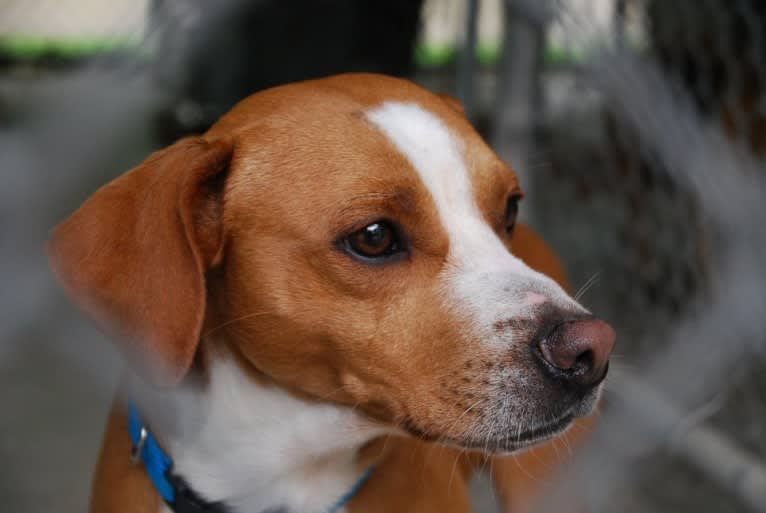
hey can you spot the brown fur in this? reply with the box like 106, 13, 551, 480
88, 224, 587, 513
50, 74, 600, 512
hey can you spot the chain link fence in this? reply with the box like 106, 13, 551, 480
518, 1, 766, 512
1, 1, 764, 512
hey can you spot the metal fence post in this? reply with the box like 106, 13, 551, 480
492, 0, 551, 223
457, 0, 479, 121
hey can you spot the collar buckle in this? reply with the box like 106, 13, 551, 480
130, 425, 148, 464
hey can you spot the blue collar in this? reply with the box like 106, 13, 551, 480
127, 401, 375, 513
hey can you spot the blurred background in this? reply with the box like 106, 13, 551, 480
1, 0, 765, 512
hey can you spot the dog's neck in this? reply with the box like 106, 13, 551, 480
133, 351, 387, 513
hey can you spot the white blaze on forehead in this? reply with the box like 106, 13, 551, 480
366, 101, 523, 270
366, 101, 582, 325
367, 101, 474, 240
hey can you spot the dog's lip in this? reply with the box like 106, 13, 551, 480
468, 412, 575, 452
505, 412, 574, 444
402, 411, 575, 453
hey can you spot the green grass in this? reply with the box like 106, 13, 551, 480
0, 35, 141, 60
414, 43, 457, 68
0, 34, 582, 67
414, 41, 581, 69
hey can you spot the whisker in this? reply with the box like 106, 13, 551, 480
203, 310, 276, 337
551, 434, 562, 462
487, 455, 495, 494
574, 271, 602, 302
511, 451, 538, 482
560, 430, 574, 457
314, 384, 356, 402
447, 449, 463, 493
445, 396, 488, 437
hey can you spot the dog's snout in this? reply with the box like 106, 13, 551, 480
536, 318, 615, 387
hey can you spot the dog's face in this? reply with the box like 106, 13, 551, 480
49, 74, 614, 453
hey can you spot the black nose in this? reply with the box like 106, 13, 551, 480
536, 318, 616, 387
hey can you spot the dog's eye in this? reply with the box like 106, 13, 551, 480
343, 221, 402, 261
505, 194, 522, 236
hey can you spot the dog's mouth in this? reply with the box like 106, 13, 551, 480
401, 411, 575, 453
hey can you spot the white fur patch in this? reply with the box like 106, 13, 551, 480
366, 102, 583, 340
137, 354, 387, 513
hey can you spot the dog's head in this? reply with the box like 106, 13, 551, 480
49, 74, 614, 453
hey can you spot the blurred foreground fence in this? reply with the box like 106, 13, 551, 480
500, 2, 766, 512
1, 1, 764, 512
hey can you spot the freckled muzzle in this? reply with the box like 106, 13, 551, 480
426, 310, 617, 453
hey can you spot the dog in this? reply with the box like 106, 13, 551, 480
48, 73, 615, 513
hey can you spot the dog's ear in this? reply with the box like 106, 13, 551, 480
48, 137, 233, 385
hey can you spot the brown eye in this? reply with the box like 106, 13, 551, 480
343, 221, 402, 261
505, 195, 522, 235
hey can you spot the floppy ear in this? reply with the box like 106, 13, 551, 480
48, 137, 233, 385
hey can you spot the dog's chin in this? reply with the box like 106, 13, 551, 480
470, 412, 577, 454
401, 411, 575, 454
403, 388, 602, 454
478, 412, 576, 454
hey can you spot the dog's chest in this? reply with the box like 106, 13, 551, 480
159, 356, 384, 513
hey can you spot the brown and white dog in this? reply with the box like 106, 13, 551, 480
48, 74, 615, 513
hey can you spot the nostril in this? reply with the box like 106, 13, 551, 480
538, 324, 588, 372
536, 317, 616, 386
573, 349, 593, 373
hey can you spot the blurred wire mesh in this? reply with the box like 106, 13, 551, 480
1, 1, 764, 512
